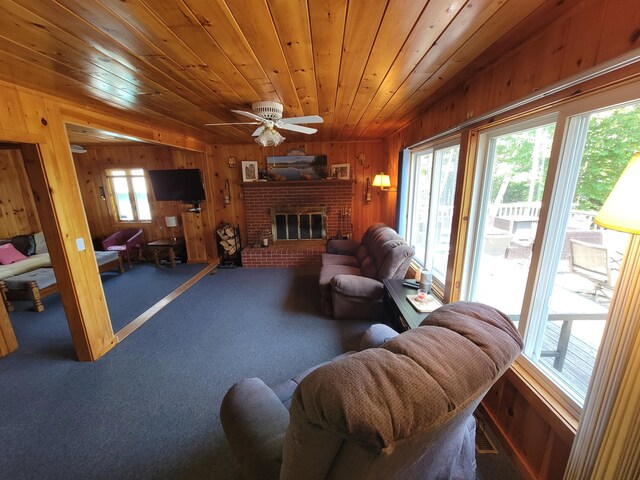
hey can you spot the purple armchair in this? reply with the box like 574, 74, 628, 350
101, 228, 144, 269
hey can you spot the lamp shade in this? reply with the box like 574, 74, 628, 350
372, 173, 391, 188
165, 216, 178, 228
594, 152, 640, 234
255, 127, 285, 147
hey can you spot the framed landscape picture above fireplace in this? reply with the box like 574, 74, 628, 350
267, 155, 328, 181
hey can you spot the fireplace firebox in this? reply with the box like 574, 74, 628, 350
270, 207, 327, 241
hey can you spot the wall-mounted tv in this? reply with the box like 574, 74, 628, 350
148, 169, 206, 205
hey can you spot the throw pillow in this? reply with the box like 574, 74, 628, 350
0, 243, 28, 265
11, 234, 36, 256
33, 231, 48, 254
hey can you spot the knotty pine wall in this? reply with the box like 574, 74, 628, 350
71, 140, 389, 262
206, 140, 390, 245
73, 145, 215, 260
0, 148, 40, 238
382, 1, 640, 479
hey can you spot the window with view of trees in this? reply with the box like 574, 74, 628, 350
403, 140, 459, 289
105, 168, 152, 222
463, 92, 640, 412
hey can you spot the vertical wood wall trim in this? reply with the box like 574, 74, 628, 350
21, 136, 115, 361
0, 300, 18, 357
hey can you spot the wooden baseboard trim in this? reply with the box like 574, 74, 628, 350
115, 262, 217, 342
477, 403, 538, 480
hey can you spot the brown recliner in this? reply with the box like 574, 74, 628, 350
220, 302, 523, 480
319, 224, 414, 318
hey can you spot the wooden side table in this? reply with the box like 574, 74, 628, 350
383, 278, 443, 330
147, 238, 186, 268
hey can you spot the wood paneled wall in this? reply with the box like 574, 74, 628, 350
0, 148, 40, 237
72, 140, 389, 264
74, 145, 218, 261
382, 1, 640, 479
0, 78, 210, 361
206, 140, 390, 245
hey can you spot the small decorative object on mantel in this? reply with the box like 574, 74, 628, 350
228, 156, 237, 168
331, 163, 350, 180
260, 228, 272, 247
242, 161, 258, 182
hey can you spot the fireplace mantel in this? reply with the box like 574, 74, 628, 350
241, 179, 353, 188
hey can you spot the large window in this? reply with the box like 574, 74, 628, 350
463, 87, 640, 411
403, 141, 459, 288
464, 118, 555, 317
105, 168, 152, 222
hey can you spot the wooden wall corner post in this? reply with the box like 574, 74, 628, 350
0, 286, 18, 357
182, 211, 208, 263
18, 104, 115, 361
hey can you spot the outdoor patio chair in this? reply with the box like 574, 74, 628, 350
569, 239, 614, 298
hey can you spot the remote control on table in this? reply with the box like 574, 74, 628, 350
403, 280, 420, 289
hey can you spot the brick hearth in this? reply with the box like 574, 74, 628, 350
242, 242, 325, 268
241, 180, 353, 268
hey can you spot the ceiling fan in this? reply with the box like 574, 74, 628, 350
206, 101, 323, 146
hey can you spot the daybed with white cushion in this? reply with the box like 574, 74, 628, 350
0, 233, 123, 312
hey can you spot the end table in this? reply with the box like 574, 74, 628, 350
147, 238, 186, 268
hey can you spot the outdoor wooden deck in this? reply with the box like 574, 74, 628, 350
539, 319, 601, 400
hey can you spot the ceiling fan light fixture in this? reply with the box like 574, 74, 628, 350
255, 127, 285, 147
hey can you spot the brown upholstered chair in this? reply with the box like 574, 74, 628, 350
220, 302, 523, 480
319, 224, 414, 319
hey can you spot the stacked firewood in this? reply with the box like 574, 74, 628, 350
217, 224, 238, 255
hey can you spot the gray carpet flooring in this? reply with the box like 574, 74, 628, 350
0, 265, 522, 479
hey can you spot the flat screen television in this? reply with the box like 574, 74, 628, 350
148, 169, 206, 206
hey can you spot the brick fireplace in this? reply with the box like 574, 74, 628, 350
241, 180, 353, 268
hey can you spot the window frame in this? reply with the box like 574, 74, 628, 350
460, 80, 640, 417
104, 167, 153, 224
402, 137, 461, 296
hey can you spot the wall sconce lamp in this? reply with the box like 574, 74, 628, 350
372, 172, 392, 191
165, 216, 178, 243
99, 186, 106, 200
223, 179, 231, 206
365, 177, 372, 203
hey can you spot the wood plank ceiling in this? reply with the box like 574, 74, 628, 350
0, 0, 566, 144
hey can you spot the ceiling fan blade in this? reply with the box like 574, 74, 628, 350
279, 115, 324, 125
278, 123, 318, 134
231, 109, 266, 122
252, 126, 265, 137
205, 122, 261, 126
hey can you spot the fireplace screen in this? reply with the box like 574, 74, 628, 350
270, 208, 326, 240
